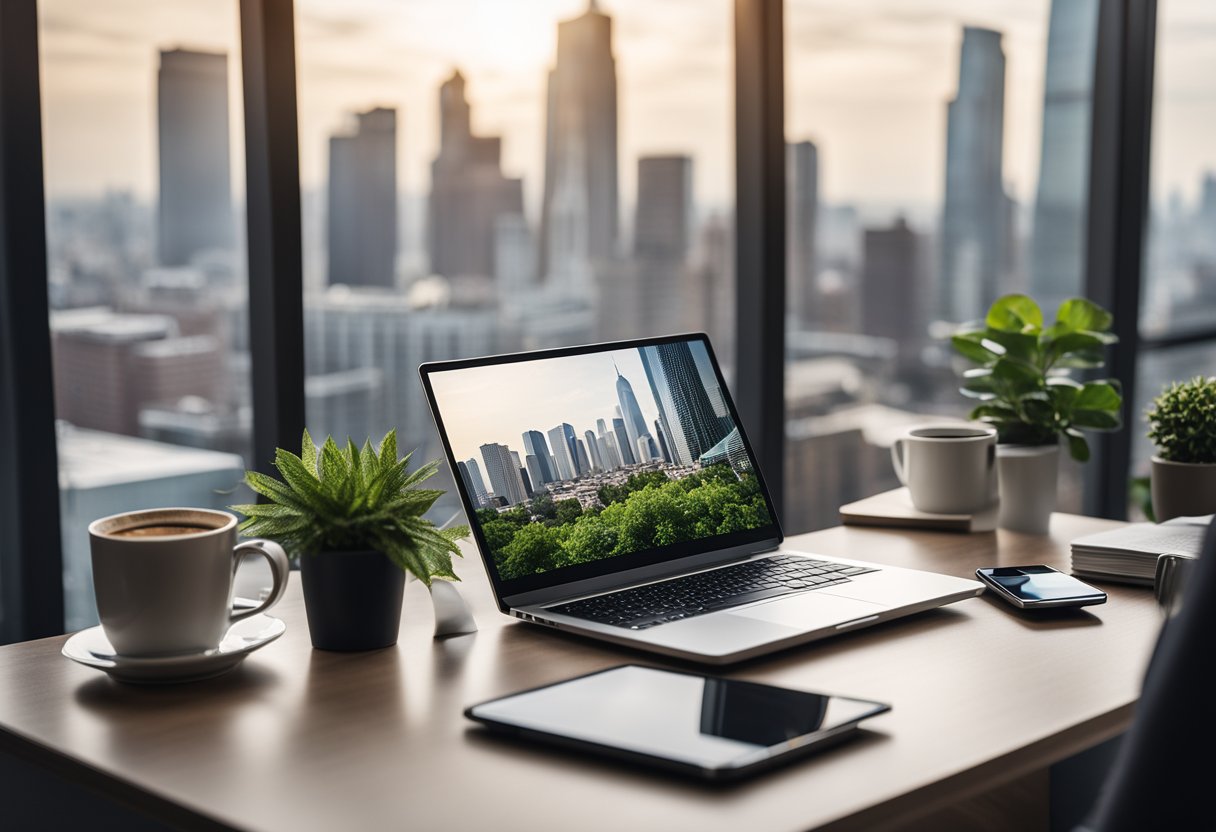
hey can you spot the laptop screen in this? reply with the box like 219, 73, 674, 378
421, 335, 780, 595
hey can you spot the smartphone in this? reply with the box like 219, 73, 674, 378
976, 565, 1107, 609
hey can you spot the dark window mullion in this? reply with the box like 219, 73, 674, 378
239, 0, 306, 478
0, 0, 66, 642
1084, 0, 1157, 519
734, 0, 786, 519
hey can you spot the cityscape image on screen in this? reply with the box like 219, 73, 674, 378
427, 339, 773, 580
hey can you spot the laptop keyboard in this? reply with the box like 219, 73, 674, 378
546, 555, 879, 630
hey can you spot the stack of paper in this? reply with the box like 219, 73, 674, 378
839, 488, 998, 533
1070, 516, 1211, 586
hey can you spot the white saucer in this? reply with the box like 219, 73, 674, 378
62, 614, 285, 684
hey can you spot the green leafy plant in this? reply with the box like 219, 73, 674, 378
231, 429, 469, 586
1146, 376, 1216, 464
951, 294, 1122, 462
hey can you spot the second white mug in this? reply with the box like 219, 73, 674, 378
891, 426, 998, 514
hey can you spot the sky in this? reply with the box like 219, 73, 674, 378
36, 0, 1216, 213
427, 346, 665, 468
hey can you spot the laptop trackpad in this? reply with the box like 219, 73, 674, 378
727, 592, 883, 630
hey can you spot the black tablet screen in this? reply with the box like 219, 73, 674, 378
467, 665, 889, 775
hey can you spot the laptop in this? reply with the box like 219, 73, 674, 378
419, 333, 983, 664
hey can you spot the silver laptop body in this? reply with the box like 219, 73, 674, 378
421, 334, 983, 665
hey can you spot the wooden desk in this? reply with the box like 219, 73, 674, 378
0, 515, 1160, 831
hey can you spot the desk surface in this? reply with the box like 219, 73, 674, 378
0, 515, 1160, 832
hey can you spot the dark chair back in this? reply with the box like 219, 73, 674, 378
1086, 520, 1216, 830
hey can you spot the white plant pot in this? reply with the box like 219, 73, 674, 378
997, 443, 1060, 535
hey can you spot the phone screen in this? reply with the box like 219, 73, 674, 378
980, 565, 1104, 603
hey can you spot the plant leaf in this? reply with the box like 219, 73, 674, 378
1066, 430, 1091, 462
244, 470, 313, 512
1074, 381, 1122, 412
952, 333, 999, 364
986, 294, 1043, 332
378, 430, 398, 470
301, 429, 319, 478
1056, 298, 1113, 333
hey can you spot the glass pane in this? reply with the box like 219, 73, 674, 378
1141, 0, 1216, 338
41, 3, 252, 630
297, 1, 735, 525
1132, 342, 1216, 518
784, 1, 1099, 532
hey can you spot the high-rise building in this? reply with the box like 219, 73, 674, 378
860, 217, 922, 345
595, 418, 621, 469
614, 363, 653, 462
1030, 0, 1099, 314
539, 1, 619, 283
495, 214, 537, 296
327, 107, 397, 288
305, 367, 384, 449
522, 430, 557, 483
654, 419, 672, 463
456, 461, 485, 509
157, 49, 234, 266
524, 454, 546, 495
547, 424, 578, 480
635, 155, 692, 262
583, 429, 605, 472
463, 458, 490, 505
639, 341, 729, 465
429, 70, 525, 280
575, 439, 593, 476
940, 27, 1009, 324
479, 442, 528, 506
787, 140, 819, 328
612, 414, 635, 465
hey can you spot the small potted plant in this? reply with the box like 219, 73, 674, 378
232, 430, 469, 651
1146, 376, 1216, 522
952, 294, 1122, 533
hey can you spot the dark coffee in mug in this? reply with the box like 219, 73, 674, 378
112, 524, 213, 538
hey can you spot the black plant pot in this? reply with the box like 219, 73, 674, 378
299, 549, 406, 651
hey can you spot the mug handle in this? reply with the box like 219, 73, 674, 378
230, 539, 290, 623
891, 439, 908, 486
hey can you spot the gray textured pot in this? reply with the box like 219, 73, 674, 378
1151, 457, 1216, 522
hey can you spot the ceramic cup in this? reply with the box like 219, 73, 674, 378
89, 507, 290, 657
891, 426, 998, 514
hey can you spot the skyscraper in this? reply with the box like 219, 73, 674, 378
940, 27, 1009, 324
1030, 0, 1099, 314
429, 70, 525, 280
525, 454, 546, 495
584, 429, 605, 471
157, 49, 233, 266
575, 439, 593, 476
787, 140, 819, 328
456, 461, 484, 509
522, 430, 557, 483
654, 419, 672, 463
464, 458, 489, 505
547, 424, 579, 480
635, 155, 692, 262
639, 342, 729, 465
615, 363, 653, 462
327, 107, 397, 288
612, 414, 635, 465
479, 443, 528, 506
596, 418, 621, 469
539, 1, 619, 283
861, 217, 922, 344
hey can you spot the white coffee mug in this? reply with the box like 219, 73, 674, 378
891, 426, 998, 514
89, 507, 290, 657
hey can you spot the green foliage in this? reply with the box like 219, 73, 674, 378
1146, 376, 1216, 464
482, 464, 772, 579
231, 429, 469, 586
951, 294, 1122, 462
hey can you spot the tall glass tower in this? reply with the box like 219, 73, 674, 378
640, 342, 728, 465
522, 430, 558, 483
615, 364, 653, 463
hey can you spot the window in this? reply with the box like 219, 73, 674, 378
39, 2, 253, 630
295, 0, 735, 522
1133, 0, 1216, 508
782, 0, 1100, 532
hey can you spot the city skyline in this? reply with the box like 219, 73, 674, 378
428, 347, 665, 470
38, 0, 1216, 212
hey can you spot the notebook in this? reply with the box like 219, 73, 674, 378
1070, 516, 1212, 586
840, 487, 998, 533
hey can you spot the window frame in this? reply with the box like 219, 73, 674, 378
1, 0, 1191, 641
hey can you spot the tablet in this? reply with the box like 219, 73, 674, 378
465, 664, 890, 780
